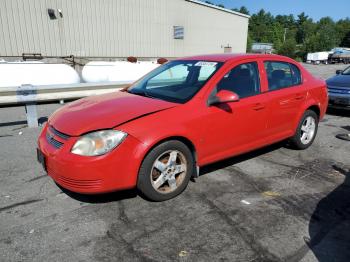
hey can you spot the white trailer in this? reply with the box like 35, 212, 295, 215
306, 52, 330, 64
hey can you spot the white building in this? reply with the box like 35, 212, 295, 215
0, 0, 250, 59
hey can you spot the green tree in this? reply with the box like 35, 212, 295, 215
275, 14, 295, 29
239, 6, 250, 15
277, 39, 297, 58
316, 17, 339, 50
270, 22, 285, 51
249, 9, 275, 42
296, 13, 316, 45
231, 6, 249, 15
341, 31, 350, 47
228, 4, 349, 59
246, 35, 253, 52
336, 18, 350, 47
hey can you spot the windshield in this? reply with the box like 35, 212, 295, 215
128, 60, 223, 103
342, 66, 350, 75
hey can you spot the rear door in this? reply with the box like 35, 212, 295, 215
199, 60, 270, 164
263, 61, 306, 140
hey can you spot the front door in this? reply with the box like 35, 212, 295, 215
200, 61, 269, 165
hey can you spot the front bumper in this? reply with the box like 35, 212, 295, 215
37, 124, 146, 194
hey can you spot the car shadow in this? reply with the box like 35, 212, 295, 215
60, 142, 286, 203
326, 107, 350, 117
341, 125, 350, 132
58, 185, 138, 203
199, 141, 285, 176
306, 165, 350, 261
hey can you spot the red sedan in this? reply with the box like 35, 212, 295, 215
37, 54, 328, 201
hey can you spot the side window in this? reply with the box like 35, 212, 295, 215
216, 62, 260, 99
264, 61, 302, 91
290, 63, 302, 86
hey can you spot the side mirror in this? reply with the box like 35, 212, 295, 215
208, 90, 240, 106
336, 70, 343, 75
120, 84, 132, 92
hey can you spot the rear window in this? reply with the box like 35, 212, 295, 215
264, 61, 302, 91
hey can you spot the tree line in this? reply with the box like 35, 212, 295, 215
204, 2, 350, 60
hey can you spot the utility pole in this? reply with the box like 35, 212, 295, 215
283, 28, 288, 43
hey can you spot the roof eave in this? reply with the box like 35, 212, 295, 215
186, 0, 251, 19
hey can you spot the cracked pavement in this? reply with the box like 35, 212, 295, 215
0, 64, 349, 262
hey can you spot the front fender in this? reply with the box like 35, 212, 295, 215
117, 105, 203, 166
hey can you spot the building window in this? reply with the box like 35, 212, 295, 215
47, 9, 57, 20
174, 26, 184, 39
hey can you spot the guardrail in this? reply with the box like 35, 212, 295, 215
0, 81, 132, 127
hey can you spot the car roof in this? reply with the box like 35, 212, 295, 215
180, 53, 293, 63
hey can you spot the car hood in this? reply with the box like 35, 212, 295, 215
326, 74, 350, 88
48, 91, 177, 136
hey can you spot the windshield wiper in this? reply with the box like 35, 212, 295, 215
128, 90, 157, 99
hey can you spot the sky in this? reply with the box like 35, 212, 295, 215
210, 0, 350, 21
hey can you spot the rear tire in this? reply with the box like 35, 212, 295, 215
137, 140, 194, 201
289, 110, 318, 150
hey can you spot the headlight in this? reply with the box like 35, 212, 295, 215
71, 130, 127, 156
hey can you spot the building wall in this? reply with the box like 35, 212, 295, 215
0, 0, 249, 58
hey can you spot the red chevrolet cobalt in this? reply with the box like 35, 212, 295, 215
37, 54, 328, 201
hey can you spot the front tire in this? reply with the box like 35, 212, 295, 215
289, 110, 319, 150
137, 140, 194, 201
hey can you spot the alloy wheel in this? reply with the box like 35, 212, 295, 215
150, 150, 187, 194
300, 116, 316, 145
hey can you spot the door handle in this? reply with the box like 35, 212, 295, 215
252, 103, 265, 111
295, 93, 305, 100
280, 99, 291, 105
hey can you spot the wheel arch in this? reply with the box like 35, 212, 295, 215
306, 104, 321, 119
293, 102, 321, 134
136, 136, 197, 201
138, 136, 199, 178
289, 104, 320, 150
147, 136, 197, 162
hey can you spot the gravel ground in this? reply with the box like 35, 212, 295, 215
0, 63, 349, 262
302, 63, 349, 80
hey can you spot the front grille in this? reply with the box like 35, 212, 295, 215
46, 133, 64, 149
49, 126, 71, 140
46, 125, 71, 149
329, 89, 350, 94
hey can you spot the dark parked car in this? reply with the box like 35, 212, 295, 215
326, 66, 350, 108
